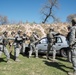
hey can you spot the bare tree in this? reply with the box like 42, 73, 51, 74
3, 16, 9, 25
41, 0, 59, 23
67, 14, 76, 23
0, 15, 9, 25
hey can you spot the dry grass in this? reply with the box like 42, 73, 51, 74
0, 23, 69, 38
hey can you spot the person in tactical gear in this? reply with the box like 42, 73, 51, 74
46, 28, 57, 61
0, 31, 10, 63
14, 30, 23, 61
9, 31, 16, 55
29, 31, 39, 58
68, 18, 76, 75
66, 26, 72, 62
21, 33, 27, 55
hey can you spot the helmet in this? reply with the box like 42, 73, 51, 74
23, 33, 26, 36
3, 31, 8, 35
49, 28, 54, 31
71, 18, 76, 24
67, 26, 71, 30
11, 31, 15, 35
17, 30, 22, 34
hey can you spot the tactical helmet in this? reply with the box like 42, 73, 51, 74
71, 18, 76, 24
67, 26, 71, 30
3, 31, 8, 35
49, 28, 54, 31
17, 30, 22, 34
23, 33, 26, 36
11, 31, 15, 35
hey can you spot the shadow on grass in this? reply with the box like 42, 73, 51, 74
43, 60, 72, 73
10, 53, 15, 60
20, 53, 29, 58
38, 55, 46, 59
56, 57, 68, 62
0, 58, 7, 62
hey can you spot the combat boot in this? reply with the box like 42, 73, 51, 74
35, 56, 38, 58
15, 58, 21, 62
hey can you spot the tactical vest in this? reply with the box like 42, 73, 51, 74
30, 35, 36, 42
70, 26, 76, 46
0, 36, 8, 45
72, 26, 76, 41
47, 31, 56, 44
15, 35, 23, 45
47, 32, 54, 39
47, 31, 54, 43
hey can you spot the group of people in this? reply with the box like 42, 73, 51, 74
0, 24, 60, 63
0, 30, 40, 62
46, 18, 76, 75
0, 18, 76, 75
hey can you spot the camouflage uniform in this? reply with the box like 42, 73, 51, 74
9, 31, 15, 55
14, 30, 23, 61
29, 32, 39, 58
68, 18, 76, 75
66, 26, 72, 62
21, 33, 27, 55
0, 31, 10, 62
46, 28, 57, 61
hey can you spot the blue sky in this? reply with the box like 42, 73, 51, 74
0, 0, 76, 23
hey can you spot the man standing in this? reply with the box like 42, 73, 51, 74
0, 31, 10, 63
29, 31, 39, 58
46, 28, 57, 61
68, 18, 76, 75
21, 33, 27, 55
66, 26, 72, 62
14, 30, 23, 61
9, 31, 16, 55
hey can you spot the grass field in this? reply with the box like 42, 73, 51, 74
0, 51, 73, 75
0, 46, 73, 75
